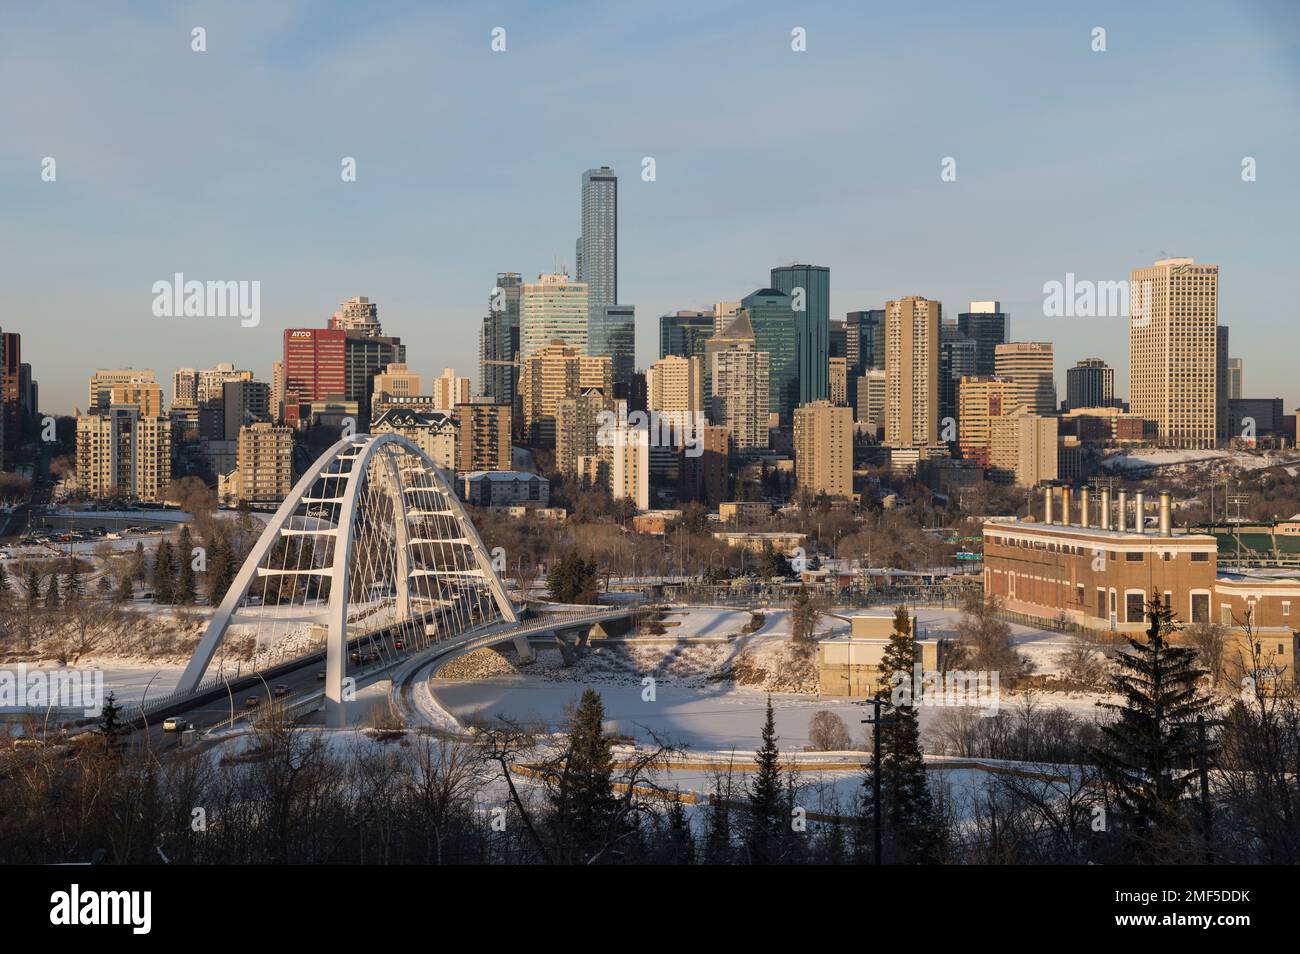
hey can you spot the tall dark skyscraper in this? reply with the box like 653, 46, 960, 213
846, 310, 886, 372
659, 310, 714, 360
601, 304, 636, 399
1216, 324, 1229, 439
479, 272, 522, 410
1066, 358, 1115, 410
956, 301, 1009, 377
742, 287, 798, 422
939, 322, 977, 432
770, 263, 829, 406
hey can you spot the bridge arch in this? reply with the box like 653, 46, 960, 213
177, 433, 517, 724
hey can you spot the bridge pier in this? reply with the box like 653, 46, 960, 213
513, 634, 535, 663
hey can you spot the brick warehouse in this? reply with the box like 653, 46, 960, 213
982, 486, 1299, 684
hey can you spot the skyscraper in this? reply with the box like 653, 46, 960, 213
433, 367, 471, 410
1216, 324, 1230, 439
593, 303, 635, 398
580, 166, 618, 328
770, 264, 830, 406
707, 311, 769, 454
520, 272, 589, 362
741, 287, 797, 421
939, 322, 977, 432
479, 272, 522, 409
1066, 358, 1114, 410
846, 310, 886, 372
647, 355, 705, 415
1129, 257, 1218, 449
1228, 358, 1243, 399
994, 342, 1056, 415
956, 301, 1009, 377
659, 310, 714, 360
884, 296, 941, 449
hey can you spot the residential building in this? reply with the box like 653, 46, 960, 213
460, 471, 550, 508
453, 399, 512, 472
235, 422, 294, 505
371, 406, 458, 471
518, 340, 612, 446
75, 406, 172, 501
793, 401, 854, 499
884, 295, 941, 449
432, 367, 471, 411
989, 408, 1057, 486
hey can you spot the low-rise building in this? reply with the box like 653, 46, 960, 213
459, 470, 550, 508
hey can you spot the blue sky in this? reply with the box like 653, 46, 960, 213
2, 0, 1298, 415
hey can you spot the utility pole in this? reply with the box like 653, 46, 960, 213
860, 693, 896, 866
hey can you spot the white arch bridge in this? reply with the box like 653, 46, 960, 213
176, 433, 533, 726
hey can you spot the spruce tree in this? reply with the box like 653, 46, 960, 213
664, 795, 696, 865
97, 574, 113, 600
133, 541, 148, 584
207, 535, 234, 604
96, 691, 129, 755
25, 566, 42, 609
745, 696, 785, 863
703, 776, 733, 864
550, 688, 619, 863
1094, 595, 1213, 862
62, 558, 83, 604
176, 527, 197, 605
44, 572, 61, 609
114, 573, 134, 603
152, 540, 176, 603
861, 606, 941, 863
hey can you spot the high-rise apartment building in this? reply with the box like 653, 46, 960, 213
829, 357, 848, 407
432, 367, 471, 410
556, 392, 610, 477
855, 369, 887, 432
222, 379, 272, 441
453, 399, 512, 472
1066, 358, 1114, 410
646, 355, 704, 415
329, 296, 382, 336
770, 264, 830, 406
793, 401, 853, 499
956, 301, 1009, 377
607, 423, 649, 511
518, 340, 612, 446
710, 336, 769, 455
741, 287, 797, 421
172, 368, 198, 409
994, 342, 1056, 415
88, 369, 156, 410
520, 272, 589, 362
989, 408, 1057, 487
235, 422, 294, 505
110, 380, 164, 418
75, 405, 172, 501
1216, 325, 1230, 439
884, 296, 941, 449
1129, 258, 1219, 449
371, 407, 458, 471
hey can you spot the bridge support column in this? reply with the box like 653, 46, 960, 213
513, 634, 535, 662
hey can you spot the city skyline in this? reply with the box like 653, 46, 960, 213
3, 2, 1298, 416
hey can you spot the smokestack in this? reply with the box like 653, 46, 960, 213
1079, 487, 1090, 528
1061, 487, 1072, 527
1043, 486, 1053, 525
1159, 491, 1172, 536
1135, 491, 1145, 534
1100, 488, 1111, 531
1117, 490, 1128, 532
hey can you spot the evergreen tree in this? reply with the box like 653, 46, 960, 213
114, 573, 134, 603
745, 696, 785, 863
1094, 595, 1213, 862
702, 775, 734, 864
207, 535, 235, 604
96, 574, 113, 600
62, 558, 83, 604
664, 795, 696, 865
152, 540, 176, 603
861, 606, 941, 863
550, 688, 619, 863
176, 527, 197, 605
44, 572, 61, 609
132, 541, 147, 584
95, 691, 129, 755
546, 552, 600, 605
24, 566, 42, 609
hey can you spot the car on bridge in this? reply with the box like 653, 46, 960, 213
244, 696, 261, 708
162, 717, 192, 733
273, 684, 292, 697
